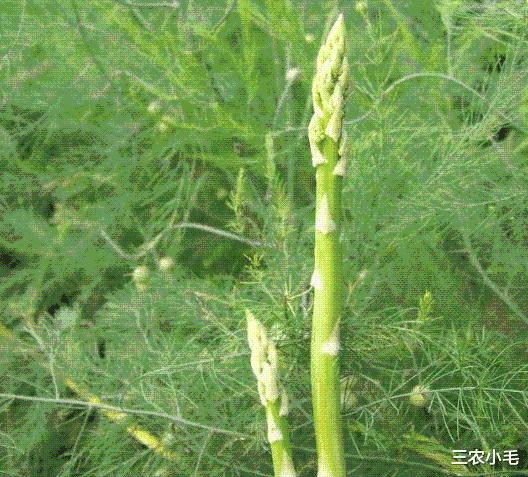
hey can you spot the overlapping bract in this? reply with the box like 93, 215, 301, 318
308, 14, 350, 168
247, 310, 281, 405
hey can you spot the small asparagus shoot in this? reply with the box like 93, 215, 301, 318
246, 310, 296, 477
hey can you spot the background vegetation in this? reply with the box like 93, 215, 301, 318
1, 1, 528, 476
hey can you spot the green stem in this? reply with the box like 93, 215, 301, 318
308, 14, 349, 477
267, 400, 296, 477
311, 138, 346, 477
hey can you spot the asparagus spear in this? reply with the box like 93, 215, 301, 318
308, 14, 350, 477
246, 310, 296, 477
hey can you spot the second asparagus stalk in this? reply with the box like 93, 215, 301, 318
247, 310, 297, 477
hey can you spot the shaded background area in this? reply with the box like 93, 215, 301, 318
1, 1, 528, 476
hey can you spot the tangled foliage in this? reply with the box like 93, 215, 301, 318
1, 1, 528, 476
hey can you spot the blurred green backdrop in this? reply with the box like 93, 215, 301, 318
1, 1, 528, 476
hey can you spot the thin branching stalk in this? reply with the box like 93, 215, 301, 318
308, 14, 349, 477
0, 322, 178, 460
100, 221, 266, 260
246, 310, 297, 477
